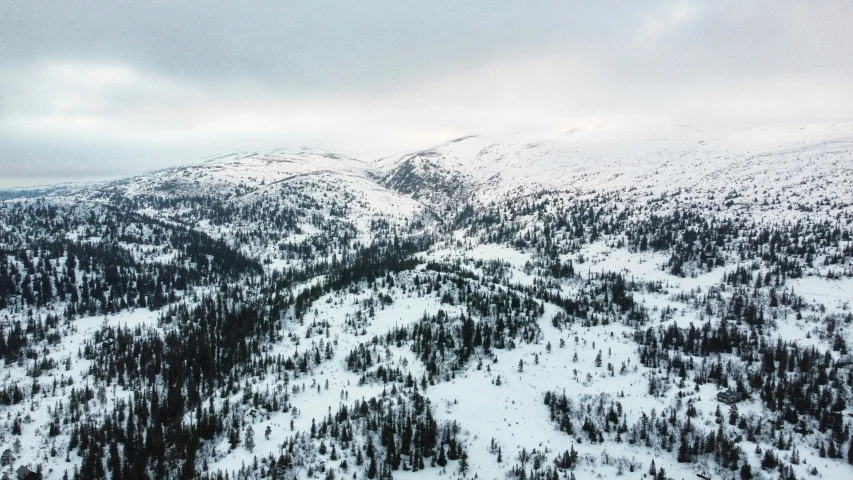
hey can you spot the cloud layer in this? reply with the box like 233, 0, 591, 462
1, 1, 852, 187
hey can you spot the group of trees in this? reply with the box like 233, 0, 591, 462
456, 190, 851, 281
0, 201, 262, 325
1, 167, 851, 479
342, 263, 550, 387
0, 189, 446, 479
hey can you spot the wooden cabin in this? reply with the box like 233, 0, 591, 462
16, 465, 42, 480
716, 389, 743, 405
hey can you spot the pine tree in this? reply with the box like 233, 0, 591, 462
244, 425, 254, 452
458, 449, 469, 476
0, 449, 12, 467
677, 437, 690, 463
739, 462, 752, 480
848, 432, 853, 465
760, 450, 778, 469
229, 425, 241, 450
367, 457, 377, 479
437, 445, 447, 467
108, 442, 121, 480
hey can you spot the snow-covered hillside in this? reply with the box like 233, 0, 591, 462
111, 149, 373, 195
0, 125, 851, 480
90, 148, 433, 263
376, 123, 853, 221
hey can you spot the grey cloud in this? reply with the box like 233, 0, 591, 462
1, 1, 852, 187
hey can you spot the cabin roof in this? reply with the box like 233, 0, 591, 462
717, 390, 743, 401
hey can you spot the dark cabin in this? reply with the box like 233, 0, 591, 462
16, 465, 42, 480
717, 389, 743, 405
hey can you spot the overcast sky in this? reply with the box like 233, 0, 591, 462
1, 1, 852, 187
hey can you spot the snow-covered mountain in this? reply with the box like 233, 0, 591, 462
376, 123, 853, 221
0, 124, 852, 480
88, 148, 433, 262
109, 148, 373, 195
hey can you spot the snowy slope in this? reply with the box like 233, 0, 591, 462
89, 148, 434, 261
105, 148, 375, 196
376, 123, 853, 221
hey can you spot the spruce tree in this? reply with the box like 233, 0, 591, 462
458, 449, 469, 475
229, 425, 241, 450
245, 425, 255, 452
677, 437, 690, 463
739, 462, 752, 480
848, 433, 853, 465
367, 457, 377, 479
437, 445, 447, 467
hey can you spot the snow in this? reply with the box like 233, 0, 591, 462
1, 123, 852, 479
375, 123, 853, 224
